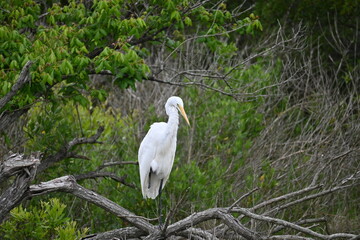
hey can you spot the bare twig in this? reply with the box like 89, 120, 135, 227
98, 161, 138, 170
227, 187, 259, 213
38, 126, 104, 173
235, 207, 357, 240
74, 171, 136, 188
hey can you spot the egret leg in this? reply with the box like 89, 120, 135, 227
158, 179, 164, 229
148, 168, 152, 189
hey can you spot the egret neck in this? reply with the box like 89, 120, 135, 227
165, 105, 180, 139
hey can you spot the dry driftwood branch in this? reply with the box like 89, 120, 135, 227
0, 152, 40, 224
81, 227, 145, 240
180, 227, 220, 240
0, 152, 40, 182
214, 180, 358, 239
0, 127, 104, 224
0, 61, 32, 110
23, 173, 358, 240
29, 175, 155, 234
271, 217, 327, 234
233, 206, 357, 240
25, 175, 260, 240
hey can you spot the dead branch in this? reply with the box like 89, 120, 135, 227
234, 206, 357, 240
28, 175, 155, 234
21, 174, 359, 240
261, 172, 360, 221
0, 152, 40, 182
0, 126, 104, 224
0, 153, 40, 224
98, 161, 138, 170
74, 171, 136, 188
26, 175, 259, 239
250, 184, 323, 212
0, 61, 32, 110
271, 217, 327, 235
37, 126, 104, 173
81, 227, 145, 240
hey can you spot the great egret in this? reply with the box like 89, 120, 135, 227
138, 96, 190, 226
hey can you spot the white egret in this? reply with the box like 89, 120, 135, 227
138, 96, 190, 226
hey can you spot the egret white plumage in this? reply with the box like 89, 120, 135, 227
138, 96, 190, 227
138, 96, 190, 200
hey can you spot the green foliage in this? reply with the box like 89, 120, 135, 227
0, 198, 88, 240
0, 0, 262, 113
1, 0, 268, 235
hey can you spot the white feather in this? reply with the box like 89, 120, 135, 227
138, 96, 188, 199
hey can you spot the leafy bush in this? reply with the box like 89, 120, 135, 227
0, 198, 88, 240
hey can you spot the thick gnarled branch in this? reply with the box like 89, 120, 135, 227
0, 126, 105, 224
29, 175, 155, 234
26, 174, 359, 240
0, 153, 40, 224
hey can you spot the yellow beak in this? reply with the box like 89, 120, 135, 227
178, 105, 190, 126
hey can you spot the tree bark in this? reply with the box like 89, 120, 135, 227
0, 153, 40, 224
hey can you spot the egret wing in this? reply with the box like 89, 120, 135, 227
138, 122, 167, 198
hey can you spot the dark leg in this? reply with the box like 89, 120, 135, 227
148, 168, 152, 189
158, 179, 163, 229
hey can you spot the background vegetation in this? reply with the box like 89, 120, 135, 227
0, 0, 359, 239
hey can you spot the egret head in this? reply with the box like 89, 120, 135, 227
165, 96, 190, 126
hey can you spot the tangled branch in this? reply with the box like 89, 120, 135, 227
23, 174, 359, 240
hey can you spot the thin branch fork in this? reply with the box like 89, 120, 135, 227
98, 161, 138, 170
37, 126, 104, 173
74, 171, 136, 188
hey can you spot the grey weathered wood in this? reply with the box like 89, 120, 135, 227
81, 227, 145, 240
0, 153, 40, 182
0, 127, 104, 224
0, 153, 40, 224
29, 175, 156, 234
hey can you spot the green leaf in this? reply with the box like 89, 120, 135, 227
170, 11, 181, 21
184, 16, 192, 26
49, 50, 56, 63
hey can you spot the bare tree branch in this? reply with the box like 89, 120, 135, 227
0, 153, 40, 224
29, 175, 155, 234
0, 127, 104, 224
0, 61, 32, 110
81, 227, 145, 240
98, 161, 138, 170
37, 126, 104, 173
21, 174, 358, 240
234, 207, 357, 240
74, 171, 136, 188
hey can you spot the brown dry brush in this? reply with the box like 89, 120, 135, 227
243, 20, 360, 233
1, 20, 360, 240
